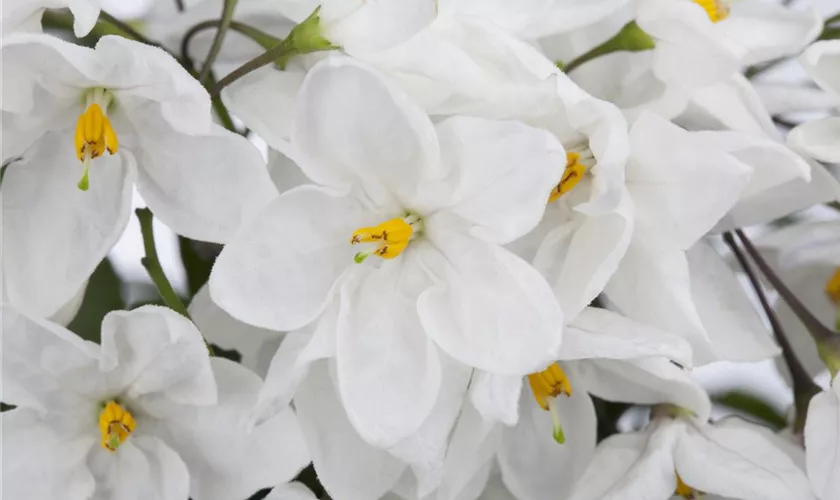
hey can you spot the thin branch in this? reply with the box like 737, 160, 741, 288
723, 232, 820, 432
199, 0, 239, 84
135, 208, 191, 319
735, 230, 836, 344
180, 20, 280, 65
175, 0, 185, 12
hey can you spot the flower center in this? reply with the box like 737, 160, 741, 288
350, 213, 422, 263
675, 473, 702, 499
98, 400, 136, 452
692, 0, 730, 23
826, 268, 840, 306
528, 363, 572, 444
549, 149, 594, 203
74, 88, 119, 191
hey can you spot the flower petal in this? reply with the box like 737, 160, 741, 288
470, 370, 523, 427
265, 482, 319, 500
419, 219, 564, 374
498, 378, 596, 500
2, 131, 133, 318
295, 361, 407, 500
87, 437, 190, 500
789, 117, 840, 164
805, 380, 840, 499
436, 400, 499, 500
336, 252, 442, 448
210, 185, 364, 331
676, 420, 815, 500
68, 0, 101, 38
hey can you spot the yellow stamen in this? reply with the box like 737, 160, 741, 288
73, 102, 119, 191
351, 218, 414, 262
692, 0, 730, 23
548, 152, 587, 203
98, 401, 136, 452
528, 363, 572, 444
826, 268, 840, 306
675, 473, 701, 499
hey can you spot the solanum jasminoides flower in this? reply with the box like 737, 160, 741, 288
1, 33, 276, 319
0, 305, 310, 500
210, 57, 565, 448
805, 374, 840, 500
789, 40, 840, 164
2, 0, 102, 36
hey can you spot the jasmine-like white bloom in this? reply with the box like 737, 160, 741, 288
211, 57, 565, 448
1, 34, 276, 318
1, 305, 310, 500
436, 307, 702, 500
789, 40, 840, 163
601, 113, 797, 364
805, 374, 840, 500
570, 412, 816, 500
2, 0, 101, 36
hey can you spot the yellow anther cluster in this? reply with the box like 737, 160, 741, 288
549, 152, 587, 203
692, 0, 730, 23
675, 473, 700, 499
99, 401, 136, 452
351, 218, 414, 262
529, 363, 572, 409
74, 102, 119, 191
826, 268, 840, 306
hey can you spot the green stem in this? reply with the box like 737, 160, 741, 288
175, 0, 185, 12
209, 71, 239, 132
199, 0, 240, 84
180, 19, 281, 65
722, 232, 820, 433
211, 7, 338, 96
564, 21, 655, 73
135, 208, 191, 319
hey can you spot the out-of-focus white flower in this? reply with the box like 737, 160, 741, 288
570, 413, 816, 500
211, 58, 564, 447
1, 34, 276, 319
789, 41, 840, 163
1, 305, 310, 500
2, 0, 101, 36
805, 373, 840, 500
435, 307, 701, 500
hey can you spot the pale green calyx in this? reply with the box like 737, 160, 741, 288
563, 21, 655, 73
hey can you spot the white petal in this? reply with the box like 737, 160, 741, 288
2, 131, 134, 318
805, 381, 840, 499
789, 117, 840, 164
68, 0, 101, 38
686, 241, 780, 364
534, 188, 634, 321
222, 67, 306, 155
324, 0, 436, 54
470, 370, 523, 427
754, 83, 840, 116
604, 242, 708, 351
559, 307, 693, 367
337, 253, 441, 448
148, 359, 310, 500
99, 306, 216, 406
718, 3, 821, 66
676, 421, 816, 500
295, 361, 407, 500
687, 75, 780, 140
569, 423, 679, 500
1, 408, 96, 500
800, 40, 840, 100
265, 482, 318, 500
574, 358, 712, 422
436, 401, 499, 500
498, 378, 596, 500
132, 120, 278, 244
210, 186, 364, 332
419, 116, 564, 244
419, 220, 564, 374
0, 305, 100, 411
188, 284, 282, 373
627, 113, 752, 250
87, 437, 190, 500
292, 57, 440, 203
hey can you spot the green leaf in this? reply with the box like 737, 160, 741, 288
712, 391, 787, 430
67, 257, 125, 343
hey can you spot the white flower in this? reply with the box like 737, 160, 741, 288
2, 0, 101, 37
789, 41, 840, 163
1, 305, 310, 500
1, 34, 276, 318
570, 413, 816, 500
805, 374, 840, 500
211, 57, 565, 447
602, 113, 790, 364
436, 307, 702, 500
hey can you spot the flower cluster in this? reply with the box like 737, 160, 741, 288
2, 1, 840, 500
